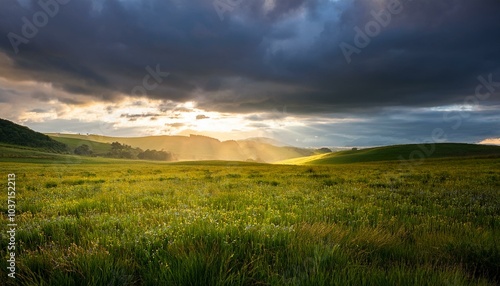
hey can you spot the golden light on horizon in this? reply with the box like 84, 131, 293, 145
479, 138, 500, 145
10, 95, 307, 141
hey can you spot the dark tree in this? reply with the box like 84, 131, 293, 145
74, 144, 92, 156
111, 142, 124, 150
317, 148, 332, 153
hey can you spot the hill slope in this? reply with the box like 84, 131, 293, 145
0, 119, 68, 152
50, 136, 113, 155
47, 133, 315, 163
277, 143, 500, 165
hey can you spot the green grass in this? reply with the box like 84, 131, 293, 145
0, 143, 58, 156
1, 156, 499, 285
278, 143, 500, 165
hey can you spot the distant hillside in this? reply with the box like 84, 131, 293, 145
0, 119, 68, 152
50, 136, 112, 155
277, 143, 500, 165
47, 133, 316, 163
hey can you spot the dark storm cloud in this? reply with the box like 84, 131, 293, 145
0, 0, 499, 113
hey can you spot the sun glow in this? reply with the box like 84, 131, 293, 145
14, 94, 305, 140
3, 77, 361, 144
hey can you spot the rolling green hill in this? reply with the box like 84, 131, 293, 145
0, 118, 68, 152
49, 136, 113, 155
277, 143, 500, 165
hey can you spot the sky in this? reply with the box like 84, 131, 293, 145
0, 0, 499, 147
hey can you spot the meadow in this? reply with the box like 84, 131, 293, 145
1, 157, 499, 285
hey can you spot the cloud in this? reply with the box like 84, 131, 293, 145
29, 108, 48, 113
165, 122, 185, 128
120, 113, 162, 119
1, 0, 499, 146
248, 123, 270, 128
196, 114, 210, 120
0, 0, 498, 115
245, 111, 288, 121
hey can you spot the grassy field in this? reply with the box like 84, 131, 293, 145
1, 155, 499, 285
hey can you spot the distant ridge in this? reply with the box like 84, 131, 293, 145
0, 118, 68, 152
47, 133, 317, 163
277, 143, 500, 165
